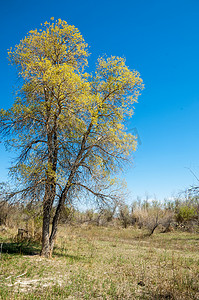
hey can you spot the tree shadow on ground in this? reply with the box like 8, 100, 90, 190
1, 241, 40, 255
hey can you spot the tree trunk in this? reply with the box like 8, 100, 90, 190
149, 223, 159, 236
40, 184, 56, 257
41, 222, 50, 257
41, 139, 81, 257
40, 200, 51, 257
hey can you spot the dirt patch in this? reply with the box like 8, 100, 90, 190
6, 276, 65, 292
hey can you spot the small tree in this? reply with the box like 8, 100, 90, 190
118, 204, 131, 228
0, 19, 143, 257
96, 204, 117, 226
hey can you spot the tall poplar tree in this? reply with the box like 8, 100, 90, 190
0, 19, 144, 257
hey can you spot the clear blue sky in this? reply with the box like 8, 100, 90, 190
0, 0, 199, 202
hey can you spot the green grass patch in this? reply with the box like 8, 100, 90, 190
0, 226, 198, 299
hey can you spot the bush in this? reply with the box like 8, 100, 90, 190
176, 205, 196, 223
118, 204, 131, 228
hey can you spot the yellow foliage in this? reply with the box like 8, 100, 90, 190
2, 18, 144, 193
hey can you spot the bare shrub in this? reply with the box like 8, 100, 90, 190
0, 201, 9, 226
133, 201, 174, 235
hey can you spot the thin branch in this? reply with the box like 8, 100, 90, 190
185, 167, 199, 182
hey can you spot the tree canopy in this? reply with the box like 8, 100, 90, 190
0, 18, 144, 257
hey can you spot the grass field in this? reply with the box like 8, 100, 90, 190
0, 225, 199, 299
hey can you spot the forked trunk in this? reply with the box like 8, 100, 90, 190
41, 169, 72, 257
40, 192, 67, 257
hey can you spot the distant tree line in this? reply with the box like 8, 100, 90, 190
1, 185, 198, 240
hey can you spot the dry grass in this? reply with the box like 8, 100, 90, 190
0, 225, 199, 299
